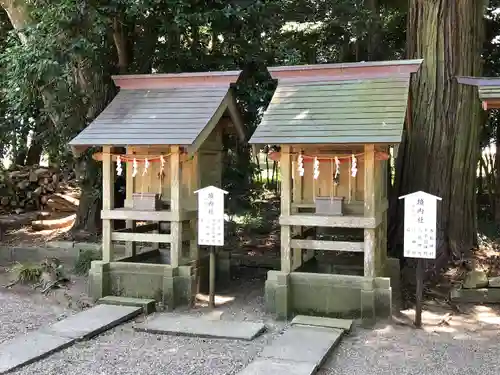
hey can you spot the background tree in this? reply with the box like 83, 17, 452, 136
389, 1, 485, 270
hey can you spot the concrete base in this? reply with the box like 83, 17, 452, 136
134, 314, 266, 340
291, 315, 353, 332
264, 258, 399, 322
98, 296, 156, 315
89, 249, 231, 310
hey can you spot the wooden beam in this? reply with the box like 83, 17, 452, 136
170, 145, 182, 268
290, 239, 364, 252
280, 145, 292, 272
291, 156, 304, 270
280, 145, 292, 216
364, 144, 376, 278
483, 99, 500, 110
114, 223, 158, 233
101, 209, 174, 221
125, 147, 136, 257
279, 214, 377, 229
111, 232, 172, 243
101, 209, 197, 222
102, 146, 114, 262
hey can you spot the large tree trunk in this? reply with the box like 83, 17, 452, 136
72, 156, 102, 237
390, 1, 484, 270
495, 117, 500, 222
2, 0, 114, 235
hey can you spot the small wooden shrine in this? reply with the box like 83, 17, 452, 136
250, 60, 423, 320
457, 76, 500, 110
69, 70, 245, 307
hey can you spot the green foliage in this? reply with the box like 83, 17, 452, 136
4, 0, 485, 232
73, 249, 101, 275
9, 262, 43, 284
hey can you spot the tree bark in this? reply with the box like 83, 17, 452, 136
2, 0, 113, 235
390, 1, 484, 268
495, 116, 500, 222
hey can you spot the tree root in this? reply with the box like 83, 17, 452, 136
3, 279, 20, 288
41, 279, 67, 294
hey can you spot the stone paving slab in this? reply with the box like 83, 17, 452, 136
134, 314, 266, 340
44, 304, 142, 340
291, 315, 353, 332
0, 331, 73, 374
261, 325, 343, 367
237, 359, 317, 375
98, 296, 156, 315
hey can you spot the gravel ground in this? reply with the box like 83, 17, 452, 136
0, 289, 71, 344
2, 270, 288, 375
3, 266, 500, 375
320, 323, 500, 375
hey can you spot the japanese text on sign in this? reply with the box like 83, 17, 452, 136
196, 186, 227, 247
401, 192, 441, 260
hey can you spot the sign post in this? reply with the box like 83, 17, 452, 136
195, 186, 228, 308
399, 191, 441, 328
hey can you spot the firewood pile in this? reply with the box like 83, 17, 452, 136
0, 165, 76, 214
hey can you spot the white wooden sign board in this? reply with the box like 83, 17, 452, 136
399, 191, 441, 259
195, 186, 228, 247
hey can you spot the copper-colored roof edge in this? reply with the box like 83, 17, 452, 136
113, 70, 242, 89
456, 76, 500, 87
113, 69, 242, 80
268, 59, 423, 76
275, 72, 413, 84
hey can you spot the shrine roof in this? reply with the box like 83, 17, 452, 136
457, 76, 500, 110
69, 70, 245, 154
249, 59, 423, 145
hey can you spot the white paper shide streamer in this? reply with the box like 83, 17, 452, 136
334, 156, 340, 185
351, 154, 357, 177
160, 155, 165, 173
116, 155, 123, 176
313, 157, 320, 180
297, 153, 304, 177
143, 158, 149, 176
132, 158, 138, 178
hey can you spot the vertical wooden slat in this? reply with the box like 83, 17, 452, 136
124, 148, 136, 257
190, 153, 199, 261
280, 145, 292, 272
291, 154, 303, 270
363, 144, 376, 277
170, 146, 181, 268
102, 146, 114, 262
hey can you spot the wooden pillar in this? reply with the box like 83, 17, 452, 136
363, 144, 376, 277
102, 146, 114, 263
170, 146, 182, 268
125, 148, 136, 257
280, 145, 292, 273
291, 158, 303, 270
189, 154, 199, 261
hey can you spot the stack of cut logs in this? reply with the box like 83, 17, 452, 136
0, 165, 74, 214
